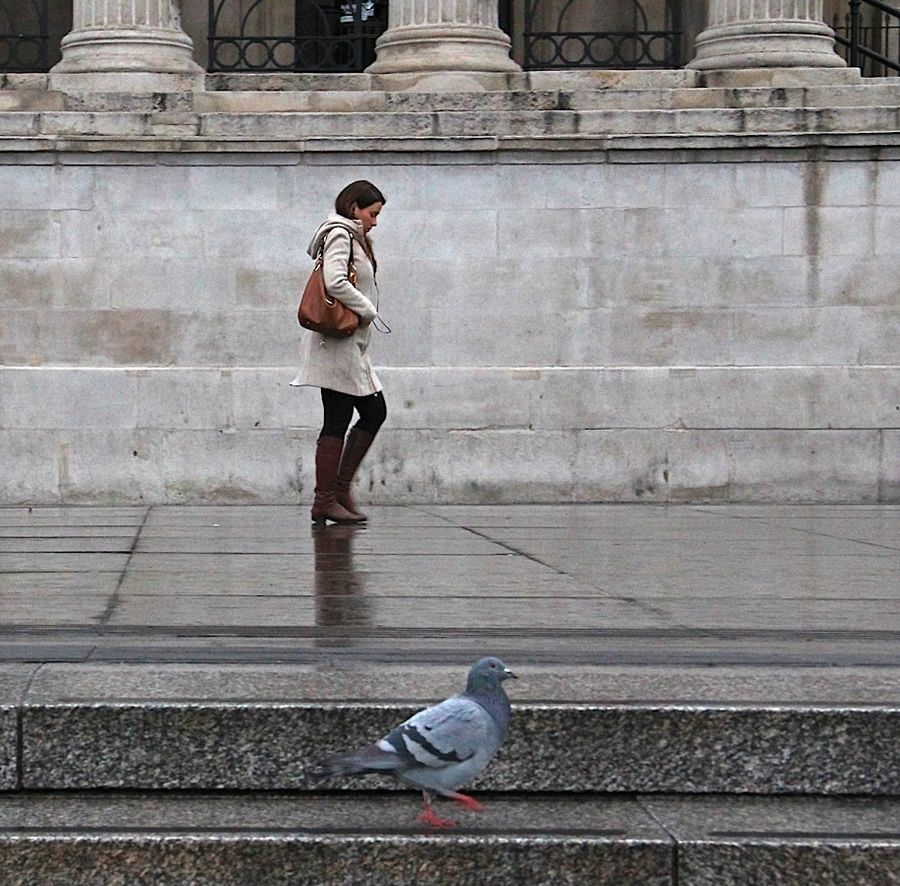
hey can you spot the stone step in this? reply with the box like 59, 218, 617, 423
8, 83, 900, 116
0, 792, 897, 885
191, 105, 900, 139
2, 90, 899, 142
2, 82, 891, 116
204, 69, 702, 93
192, 83, 900, 113
4, 665, 898, 794
14, 701, 898, 793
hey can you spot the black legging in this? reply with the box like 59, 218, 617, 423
320, 388, 387, 440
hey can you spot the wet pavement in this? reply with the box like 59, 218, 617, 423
1, 503, 898, 666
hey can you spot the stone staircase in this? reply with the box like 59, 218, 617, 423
2, 663, 899, 884
1, 69, 899, 150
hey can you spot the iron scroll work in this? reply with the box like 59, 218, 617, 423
0, 0, 48, 72
209, 0, 385, 72
524, 0, 682, 69
209, 0, 681, 73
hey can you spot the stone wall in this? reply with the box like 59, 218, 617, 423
1, 84, 899, 504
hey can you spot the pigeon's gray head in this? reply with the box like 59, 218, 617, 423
467, 657, 517, 693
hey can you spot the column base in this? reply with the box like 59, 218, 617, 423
689, 20, 846, 70
366, 24, 521, 75
50, 26, 205, 92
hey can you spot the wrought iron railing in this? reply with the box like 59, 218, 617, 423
0, 0, 49, 72
208, 0, 386, 72
833, 0, 900, 74
523, 0, 681, 69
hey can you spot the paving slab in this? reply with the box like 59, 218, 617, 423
0, 574, 121, 595
0, 526, 140, 539
0, 593, 111, 625
0, 538, 136, 553
0, 504, 898, 667
0, 553, 130, 573
0, 508, 147, 527
2, 628, 899, 667
113, 568, 602, 598
105, 595, 670, 631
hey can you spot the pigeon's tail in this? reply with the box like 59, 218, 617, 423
311, 743, 403, 783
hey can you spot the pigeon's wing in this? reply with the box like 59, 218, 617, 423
381, 696, 494, 772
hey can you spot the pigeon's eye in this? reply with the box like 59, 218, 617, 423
489, 662, 496, 668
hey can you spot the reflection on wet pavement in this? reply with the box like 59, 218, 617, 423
313, 524, 372, 645
0, 504, 898, 665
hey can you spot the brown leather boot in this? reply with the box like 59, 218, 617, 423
336, 428, 376, 521
311, 436, 364, 525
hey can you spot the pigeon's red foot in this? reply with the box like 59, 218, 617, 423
450, 792, 485, 812
417, 806, 456, 829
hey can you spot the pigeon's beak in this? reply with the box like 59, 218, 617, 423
504, 667, 518, 680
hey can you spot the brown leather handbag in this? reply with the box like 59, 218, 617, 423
297, 246, 359, 338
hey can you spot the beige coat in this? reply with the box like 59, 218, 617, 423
291, 216, 383, 397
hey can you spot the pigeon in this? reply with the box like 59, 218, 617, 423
315, 656, 517, 827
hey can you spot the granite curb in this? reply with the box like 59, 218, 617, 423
2, 664, 899, 794
5, 701, 898, 794
0, 793, 897, 886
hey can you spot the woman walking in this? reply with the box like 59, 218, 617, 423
292, 180, 387, 525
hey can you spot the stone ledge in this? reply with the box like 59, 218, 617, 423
0, 103, 897, 153
2, 426, 896, 504
2, 131, 900, 156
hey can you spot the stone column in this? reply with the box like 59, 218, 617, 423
689, 0, 846, 71
50, 0, 204, 92
367, 0, 520, 77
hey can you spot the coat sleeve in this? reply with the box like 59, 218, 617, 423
321, 229, 378, 322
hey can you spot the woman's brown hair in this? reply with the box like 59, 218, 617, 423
335, 180, 386, 218
334, 180, 385, 269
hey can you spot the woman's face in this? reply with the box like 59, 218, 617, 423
352, 201, 383, 234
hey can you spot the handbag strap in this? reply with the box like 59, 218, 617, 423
319, 233, 391, 333
315, 239, 354, 276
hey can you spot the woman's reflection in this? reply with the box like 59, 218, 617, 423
313, 524, 372, 646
